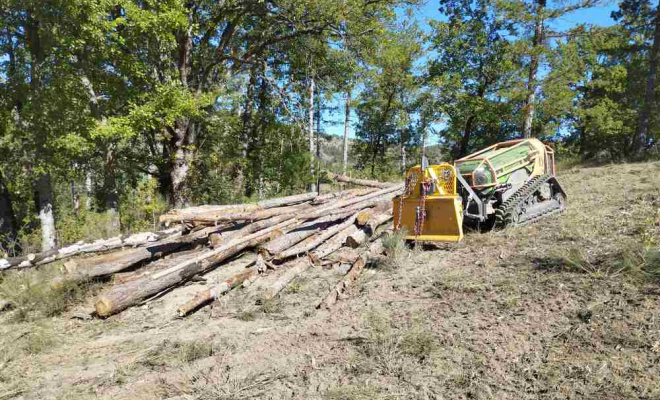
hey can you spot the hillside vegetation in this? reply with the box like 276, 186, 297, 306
1, 161, 658, 399
3, 0, 660, 255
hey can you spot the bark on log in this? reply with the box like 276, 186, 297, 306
345, 229, 369, 249
356, 200, 391, 225
318, 238, 384, 310
318, 255, 367, 309
0, 226, 184, 271
149, 218, 296, 281
177, 267, 257, 317
260, 211, 354, 257
95, 222, 289, 317
326, 173, 397, 188
346, 213, 392, 248
262, 219, 362, 301
160, 205, 261, 224
311, 188, 376, 204
308, 225, 359, 264
308, 184, 402, 220
274, 213, 360, 261
178, 213, 360, 316
256, 192, 317, 209
113, 248, 210, 284
261, 258, 310, 301
190, 203, 313, 224
56, 226, 218, 282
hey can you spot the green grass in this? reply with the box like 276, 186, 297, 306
379, 228, 410, 270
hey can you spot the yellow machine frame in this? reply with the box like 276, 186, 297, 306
392, 163, 464, 242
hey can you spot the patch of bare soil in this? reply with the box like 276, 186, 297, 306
1, 162, 659, 400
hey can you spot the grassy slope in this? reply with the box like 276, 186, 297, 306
0, 161, 659, 400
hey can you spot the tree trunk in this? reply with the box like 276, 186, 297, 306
400, 133, 406, 176
317, 255, 366, 309
242, 66, 257, 198
0, 171, 17, 254
262, 258, 311, 301
26, 11, 56, 252
459, 115, 476, 158
85, 171, 93, 210
633, 4, 660, 156
168, 142, 193, 208
104, 146, 120, 231
346, 212, 391, 248
316, 94, 322, 192
57, 226, 210, 282
308, 77, 317, 192
36, 173, 56, 251
343, 90, 351, 176
309, 184, 402, 220
522, 0, 546, 138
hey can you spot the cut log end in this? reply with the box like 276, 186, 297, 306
178, 289, 212, 317
95, 299, 114, 318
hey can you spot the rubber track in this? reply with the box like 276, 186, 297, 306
495, 175, 565, 228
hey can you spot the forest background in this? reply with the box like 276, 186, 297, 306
1, 0, 659, 255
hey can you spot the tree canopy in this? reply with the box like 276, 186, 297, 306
1, 0, 659, 253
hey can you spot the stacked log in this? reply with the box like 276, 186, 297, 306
0, 226, 184, 271
2, 174, 400, 319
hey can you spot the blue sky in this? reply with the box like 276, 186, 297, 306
321, 0, 622, 139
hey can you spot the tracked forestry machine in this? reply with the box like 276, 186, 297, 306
392, 138, 567, 242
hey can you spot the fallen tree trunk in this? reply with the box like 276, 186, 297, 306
178, 213, 361, 316
326, 173, 397, 188
308, 184, 402, 220
318, 255, 367, 309
95, 221, 291, 317
177, 266, 257, 317
311, 187, 377, 204
274, 213, 360, 261
318, 238, 385, 310
57, 226, 219, 282
261, 258, 310, 301
0, 226, 184, 271
256, 192, 317, 209
260, 211, 354, 257
113, 248, 210, 284
262, 218, 362, 300
356, 201, 391, 225
160, 205, 262, 225
308, 225, 359, 263
346, 212, 392, 248
189, 203, 314, 225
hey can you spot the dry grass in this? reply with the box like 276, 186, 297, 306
0, 266, 99, 322
1, 161, 659, 400
137, 339, 214, 369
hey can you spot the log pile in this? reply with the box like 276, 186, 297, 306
0, 174, 400, 318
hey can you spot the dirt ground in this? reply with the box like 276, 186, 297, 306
1, 161, 660, 400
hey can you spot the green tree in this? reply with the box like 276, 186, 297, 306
428, 0, 519, 158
